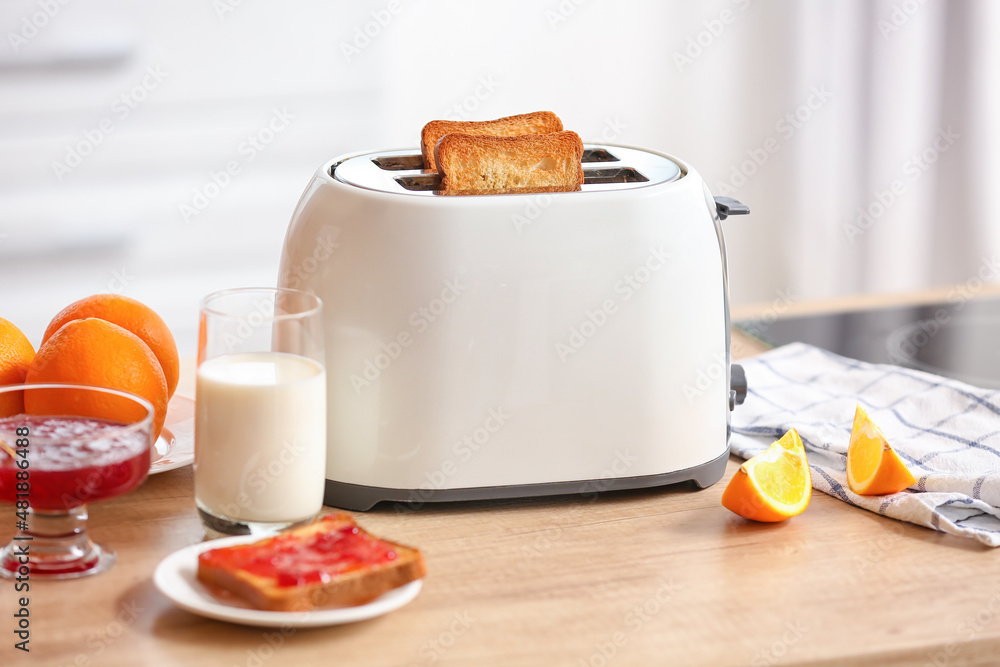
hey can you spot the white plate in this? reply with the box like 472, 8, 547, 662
151, 394, 194, 474
153, 535, 423, 627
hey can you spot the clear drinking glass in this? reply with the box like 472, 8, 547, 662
0, 383, 154, 579
195, 287, 326, 538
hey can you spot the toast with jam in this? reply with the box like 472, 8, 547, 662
196, 513, 426, 611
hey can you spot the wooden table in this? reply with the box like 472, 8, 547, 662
5, 291, 1000, 667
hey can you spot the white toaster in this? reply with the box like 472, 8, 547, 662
278, 144, 748, 511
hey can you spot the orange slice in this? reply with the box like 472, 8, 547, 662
846, 405, 915, 495
721, 429, 811, 522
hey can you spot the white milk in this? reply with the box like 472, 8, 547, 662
195, 352, 326, 524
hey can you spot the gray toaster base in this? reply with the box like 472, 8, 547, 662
323, 448, 730, 512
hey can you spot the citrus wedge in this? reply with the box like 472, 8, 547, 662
846, 405, 915, 495
721, 429, 811, 522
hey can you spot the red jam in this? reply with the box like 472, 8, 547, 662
0, 415, 150, 511
199, 515, 399, 587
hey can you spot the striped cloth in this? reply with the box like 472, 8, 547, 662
730, 342, 1000, 547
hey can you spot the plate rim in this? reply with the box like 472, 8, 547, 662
150, 393, 195, 474
152, 534, 423, 627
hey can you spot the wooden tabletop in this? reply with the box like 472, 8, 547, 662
4, 293, 1000, 666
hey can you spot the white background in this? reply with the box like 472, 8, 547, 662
1, 0, 998, 356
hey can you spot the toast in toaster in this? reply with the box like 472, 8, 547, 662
421, 111, 563, 171
435, 131, 585, 195
196, 513, 426, 612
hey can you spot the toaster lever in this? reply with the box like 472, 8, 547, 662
730, 363, 747, 410
715, 197, 750, 220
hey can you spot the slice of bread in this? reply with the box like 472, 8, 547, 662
196, 513, 426, 612
421, 111, 563, 171
435, 131, 584, 195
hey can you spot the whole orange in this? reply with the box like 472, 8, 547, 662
26, 318, 168, 440
43, 294, 179, 399
0, 317, 36, 417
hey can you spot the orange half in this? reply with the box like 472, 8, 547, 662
722, 429, 811, 522
846, 405, 915, 496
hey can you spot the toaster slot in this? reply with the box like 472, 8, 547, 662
375, 149, 616, 171
395, 174, 441, 191
582, 148, 619, 163
396, 168, 649, 191
372, 155, 425, 171
583, 167, 648, 184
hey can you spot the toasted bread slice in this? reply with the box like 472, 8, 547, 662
435, 131, 584, 195
196, 513, 426, 612
421, 111, 563, 171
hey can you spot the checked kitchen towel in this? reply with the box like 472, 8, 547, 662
730, 342, 1000, 546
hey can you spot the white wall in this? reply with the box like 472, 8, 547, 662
1, 0, 997, 356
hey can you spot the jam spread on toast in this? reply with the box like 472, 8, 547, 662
198, 515, 399, 587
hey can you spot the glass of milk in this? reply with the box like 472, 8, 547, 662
195, 287, 326, 538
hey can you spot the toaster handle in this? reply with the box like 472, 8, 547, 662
730, 363, 747, 410
715, 196, 750, 220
